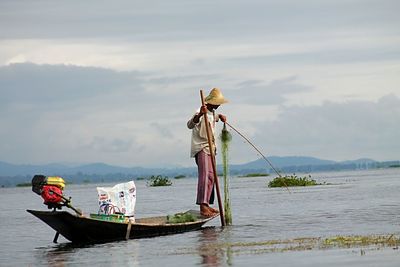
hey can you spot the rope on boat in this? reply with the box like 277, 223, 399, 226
126, 219, 132, 240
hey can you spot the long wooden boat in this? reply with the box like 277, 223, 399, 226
27, 209, 217, 244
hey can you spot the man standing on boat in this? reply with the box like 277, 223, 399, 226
187, 88, 228, 217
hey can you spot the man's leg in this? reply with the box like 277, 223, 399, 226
196, 150, 216, 217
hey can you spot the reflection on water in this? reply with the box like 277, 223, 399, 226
37, 243, 84, 267
198, 227, 225, 267
34, 239, 142, 266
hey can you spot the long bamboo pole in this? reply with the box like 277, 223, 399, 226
200, 90, 226, 226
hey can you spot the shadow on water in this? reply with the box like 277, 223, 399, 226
34, 242, 97, 267
34, 244, 74, 267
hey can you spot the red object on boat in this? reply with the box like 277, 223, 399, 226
41, 185, 63, 205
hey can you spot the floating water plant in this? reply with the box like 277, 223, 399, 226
167, 212, 196, 224
16, 182, 31, 187
239, 173, 269, 178
175, 234, 399, 256
268, 174, 320, 187
219, 123, 232, 225
323, 234, 400, 247
147, 175, 172, 187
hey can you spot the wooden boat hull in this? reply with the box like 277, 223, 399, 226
27, 209, 217, 243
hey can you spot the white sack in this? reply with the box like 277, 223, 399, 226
97, 181, 136, 217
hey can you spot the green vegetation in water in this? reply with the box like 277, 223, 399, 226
268, 174, 321, 187
167, 212, 196, 223
147, 175, 172, 187
175, 234, 399, 256
174, 175, 186, 179
323, 234, 399, 247
239, 173, 269, 178
219, 123, 232, 225
16, 182, 31, 187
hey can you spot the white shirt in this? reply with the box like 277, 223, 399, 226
187, 109, 219, 157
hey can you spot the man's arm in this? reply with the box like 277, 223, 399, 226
218, 114, 227, 123
187, 105, 207, 129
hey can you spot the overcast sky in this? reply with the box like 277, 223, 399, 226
0, 0, 399, 167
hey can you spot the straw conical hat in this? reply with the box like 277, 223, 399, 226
205, 88, 228, 105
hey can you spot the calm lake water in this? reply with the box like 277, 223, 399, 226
0, 168, 399, 266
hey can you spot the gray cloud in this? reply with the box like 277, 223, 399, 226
82, 136, 138, 153
149, 122, 174, 139
226, 47, 400, 66
0, 64, 400, 165
0, 0, 399, 166
0, 0, 398, 41
0, 62, 219, 117
0, 63, 216, 165
250, 94, 400, 161
0, 63, 398, 166
0, 63, 145, 110
231, 76, 313, 105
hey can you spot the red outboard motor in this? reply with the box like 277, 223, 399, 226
41, 186, 63, 206
32, 175, 66, 210
31, 175, 82, 243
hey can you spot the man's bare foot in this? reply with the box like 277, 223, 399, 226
209, 207, 219, 214
200, 204, 215, 217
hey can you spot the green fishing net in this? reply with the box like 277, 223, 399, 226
220, 123, 233, 225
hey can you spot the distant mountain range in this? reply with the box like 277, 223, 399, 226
0, 161, 160, 177
233, 156, 337, 169
229, 156, 382, 173
0, 156, 396, 176
1, 156, 399, 187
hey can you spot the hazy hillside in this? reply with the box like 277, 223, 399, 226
234, 156, 337, 169
1, 156, 398, 187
